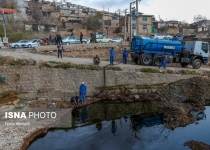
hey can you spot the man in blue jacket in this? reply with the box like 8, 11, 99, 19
80, 82, 87, 103
109, 47, 115, 66
159, 53, 167, 69
122, 48, 129, 64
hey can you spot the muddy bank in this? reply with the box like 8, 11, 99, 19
20, 128, 48, 150
184, 140, 210, 150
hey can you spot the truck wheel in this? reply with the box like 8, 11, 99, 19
141, 54, 152, 66
181, 63, 188, 68
153, 55, 162, 66
192, 59, 201, 69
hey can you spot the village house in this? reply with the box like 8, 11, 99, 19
152, 20, 179, 35
119, 12, 154, 38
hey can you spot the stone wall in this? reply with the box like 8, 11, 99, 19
0, 66, 195, 97
35, 42, 130, 52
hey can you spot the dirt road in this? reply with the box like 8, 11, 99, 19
1, 48, 210, 71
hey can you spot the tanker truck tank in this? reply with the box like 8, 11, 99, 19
131, 36, 184, 54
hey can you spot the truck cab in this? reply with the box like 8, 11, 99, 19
184, 41, 209, 67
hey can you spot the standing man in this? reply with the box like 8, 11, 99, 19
159, 53, 167, 69
57, 42, 63, 58
122, 48, 129, 64
55, 34, 62, 45
109, 47, 115, 66
79, 82, 87, 103
80, 32, 83, 44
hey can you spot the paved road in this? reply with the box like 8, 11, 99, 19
1, 47, 210, 71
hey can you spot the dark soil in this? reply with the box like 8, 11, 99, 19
184, 140, 210, 150
0, 91, 26, 105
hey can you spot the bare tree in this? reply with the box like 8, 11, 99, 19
30, 2, 43, 24
193, 14, 208, 25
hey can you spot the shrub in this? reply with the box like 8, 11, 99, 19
141, 68, 160, 73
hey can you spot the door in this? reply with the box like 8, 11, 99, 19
201, 42, 209, 58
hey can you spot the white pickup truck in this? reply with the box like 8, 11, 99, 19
150, 34, 166, 40
95, 35, 112, 43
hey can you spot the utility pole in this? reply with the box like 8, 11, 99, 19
130, 0, 141, 38
1, 9, 6, 38
123, 9, 127, 40
130, 3, 132, 39
136, 0, 139, 36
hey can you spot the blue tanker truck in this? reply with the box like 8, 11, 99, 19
130, 36, 209, 69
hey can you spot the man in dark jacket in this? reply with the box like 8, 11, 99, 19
57, 42, 63, 58
80, 32, 83, 44
93, 55, 100, 65
55, 34, 62, 45
70, 96, 79, 107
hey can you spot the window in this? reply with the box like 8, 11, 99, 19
201, 43, 209, 53
132, 16, 136, 21
142, 25, 147, 30
142, 16, 147, 21
132, 24, 136, 29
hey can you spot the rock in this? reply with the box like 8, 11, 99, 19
195, 122, 199, 125
133, 94, 139, 100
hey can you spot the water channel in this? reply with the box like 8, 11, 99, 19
27, 101, 210, 150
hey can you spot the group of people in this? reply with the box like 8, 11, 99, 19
56, 32, 84, 59
109, 47, 129, 65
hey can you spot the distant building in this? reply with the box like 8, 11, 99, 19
119, 12, 154, 38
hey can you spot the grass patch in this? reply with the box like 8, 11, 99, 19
97, 83, 165, 90
39, 61, 122, 71
0, 56, 36, 66
179, 70, 197, 75
106, 66, 122, 71
167, 70, 174, 74
136, 83, 165, 89
141, 68, 160, 73
102, 59, 109, 61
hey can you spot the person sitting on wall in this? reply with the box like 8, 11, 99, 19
93, 55, 100, 65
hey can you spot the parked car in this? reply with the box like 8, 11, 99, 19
62, 36, 89, 45
0, 42, 3, 49
22, 39, 40, 48
0, 37, 3, 48
111, 37, 123, 43
165, 34, 174, 40
150, 34, 166, 40
82, 38, 90, 44
9, 40, 29, 48
95, 36, 112, 43
139, 35, 150, 39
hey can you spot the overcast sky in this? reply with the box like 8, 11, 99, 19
65, 0, 210, 23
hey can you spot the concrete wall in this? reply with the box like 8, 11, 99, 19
0, 66, 195, 96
